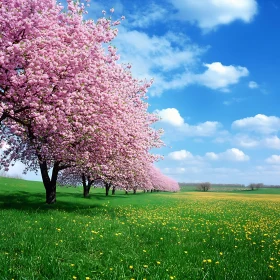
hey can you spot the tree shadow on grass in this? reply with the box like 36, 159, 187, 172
0, 186, 135, 213
0, 191, 100, 213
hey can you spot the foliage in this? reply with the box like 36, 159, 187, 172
196, 182, 211, 192
248, 183, 264, 191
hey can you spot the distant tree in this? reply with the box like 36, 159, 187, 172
196, 182, 211, 192
248, 183, 263, 191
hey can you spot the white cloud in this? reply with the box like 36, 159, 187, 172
156, 108, 222, 137
168, 147, 249, 163
223, 97, 246, 106
115, 27, 206, 95
183, 121, 221, 137
265, 155, 280, 164
248, 81, 259, 89
155, 108, 184, 127
205, 152, 219, 160
194, 62, 249, 91
205, 148, 250, 161
232, 114, 280, 134
234, 134, 260, 148
217, 134, 280, 150
170, 0, 258, 30
168, 150, 194, 160
114, 26, 249, 95
263, 136, 280, 149
128, 3, 167, 28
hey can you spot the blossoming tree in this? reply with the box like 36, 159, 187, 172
0, 0, 166, 203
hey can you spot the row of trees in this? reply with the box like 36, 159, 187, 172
0, 0, 179, 203
194, 182, 265, 192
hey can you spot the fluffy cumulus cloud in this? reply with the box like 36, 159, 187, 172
155, 108, 222, 137
232, 114, 280, 134
265, 155, 280, 164
205, 148, 250, 161
168, 150, 194, 160
248, 81, 259, 89
169, 0, 258, 30
155, 108, 184, 127
194, 62, 249, 91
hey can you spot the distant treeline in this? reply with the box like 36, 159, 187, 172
179, 183, 280, 188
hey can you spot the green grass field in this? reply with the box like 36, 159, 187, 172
0, 177, 280, 280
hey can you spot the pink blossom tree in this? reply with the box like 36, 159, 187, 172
0, 0, 163, 203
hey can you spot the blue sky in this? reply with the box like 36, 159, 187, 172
5, 0, 280, 185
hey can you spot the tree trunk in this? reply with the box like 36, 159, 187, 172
39, 160, 60, 204
133, 189, 136, 194
105, 182, 111, 196
112, 186, 116, 195
82, 173, 90, 197
125, 190, 128, 195
82, 174, 94, 197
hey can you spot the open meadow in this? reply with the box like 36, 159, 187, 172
0, 177, 280, 280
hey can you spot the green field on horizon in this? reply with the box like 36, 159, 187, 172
0, 177, 279, 279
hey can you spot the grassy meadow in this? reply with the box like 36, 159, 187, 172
0, 177, 280, 280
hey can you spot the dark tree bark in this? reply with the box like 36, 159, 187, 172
112, 186, 116, 195
105, 182, 111, 196
125, 190, 128, 195
39, 160, 60, 204
133, 188, 136, 194
82, 174, 94, 198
